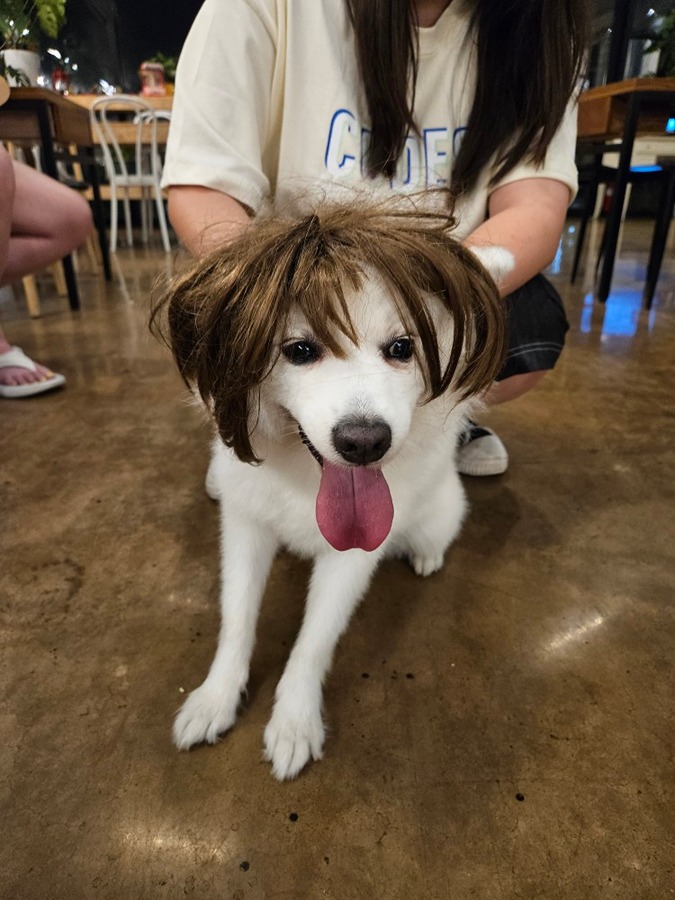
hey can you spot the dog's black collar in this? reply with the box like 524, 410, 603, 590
298, 426, 323, 467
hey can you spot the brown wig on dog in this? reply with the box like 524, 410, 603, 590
152, 202, 506, 464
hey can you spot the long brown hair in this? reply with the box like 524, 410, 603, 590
152, 201, 505, 464
346, 0, 589, 192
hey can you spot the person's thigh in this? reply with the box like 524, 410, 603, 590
10, 159, 91, 238
496, 274, 569, 382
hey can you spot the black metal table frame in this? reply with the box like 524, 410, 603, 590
592, 88, 675, 306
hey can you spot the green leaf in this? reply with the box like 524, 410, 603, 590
35, 0, 66, 39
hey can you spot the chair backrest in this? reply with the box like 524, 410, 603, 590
90, 95, 167, 184
135, 109, 172, 123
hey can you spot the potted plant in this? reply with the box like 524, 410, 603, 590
0, 0, 66, 85
148, 51, 177, 94
644, 9, 675, 78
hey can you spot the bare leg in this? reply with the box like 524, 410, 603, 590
485, 370, 547, 405
0, 152, 93, 286
0, 146, 14, 274
0, 146, 93, 391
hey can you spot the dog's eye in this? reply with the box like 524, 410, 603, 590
384, 337, 413, 362
282, 340, 322, 365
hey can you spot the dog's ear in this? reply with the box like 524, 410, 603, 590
152, 247, 280, 465
159, 256, 231, 387
466, 245, 515, 288
150, 266, 207, 384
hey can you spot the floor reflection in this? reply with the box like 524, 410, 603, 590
550, 220, 673, 342
578, 289, 659, 339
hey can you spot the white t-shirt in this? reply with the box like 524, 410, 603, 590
162, 0, 579, 240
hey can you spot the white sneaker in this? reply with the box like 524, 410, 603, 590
457, 422, 508, 476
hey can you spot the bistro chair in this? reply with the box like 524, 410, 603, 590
571, 150, 675, 309
90, 95, 171, 253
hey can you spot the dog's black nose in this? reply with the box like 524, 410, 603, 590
332, 418, 392, 465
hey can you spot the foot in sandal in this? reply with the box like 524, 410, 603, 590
0, 344, 66, 398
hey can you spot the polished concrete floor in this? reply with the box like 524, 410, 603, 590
1, 221, 674, 899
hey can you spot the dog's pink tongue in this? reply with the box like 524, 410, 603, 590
316, 461, 394, 552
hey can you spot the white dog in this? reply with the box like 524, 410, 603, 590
158, 203, 511, 779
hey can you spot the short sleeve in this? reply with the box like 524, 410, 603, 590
161, 0, 277, 213
490, 97, 579, 202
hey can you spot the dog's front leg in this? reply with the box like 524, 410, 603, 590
264, 548, 382, 780
173, 512, 278, 750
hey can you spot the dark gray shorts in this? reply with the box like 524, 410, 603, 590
497, 274, 569, 381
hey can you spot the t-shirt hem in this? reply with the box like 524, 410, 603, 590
491, 168, 579, 204
160, 169, 267, 214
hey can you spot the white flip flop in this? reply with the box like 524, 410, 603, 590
0, 346, 66, 399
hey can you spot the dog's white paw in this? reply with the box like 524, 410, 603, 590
173, 681, 241, 750
410, 553, 444, 577
263, 704, 325, 780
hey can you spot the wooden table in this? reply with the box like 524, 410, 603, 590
577, 78, 675, 304
0, 87, 112, 303
67, 93, 173, 114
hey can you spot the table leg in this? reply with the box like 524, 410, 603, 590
84, 151, 112, 281
571, 149, 604, 284
643, 167, 675, 310
36, 102, 81, 310
594, 93, 640, 304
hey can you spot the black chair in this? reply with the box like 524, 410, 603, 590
572, 143, 675, 309
643, 159, 675, 308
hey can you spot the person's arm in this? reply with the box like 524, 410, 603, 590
464, 177, 570, 297
168, 185, 252, 258
162, 0, 276, 257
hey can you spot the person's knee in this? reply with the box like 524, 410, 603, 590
59, 192, 94, 254
70, 193, 95, 246
13, 161, 94, 254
